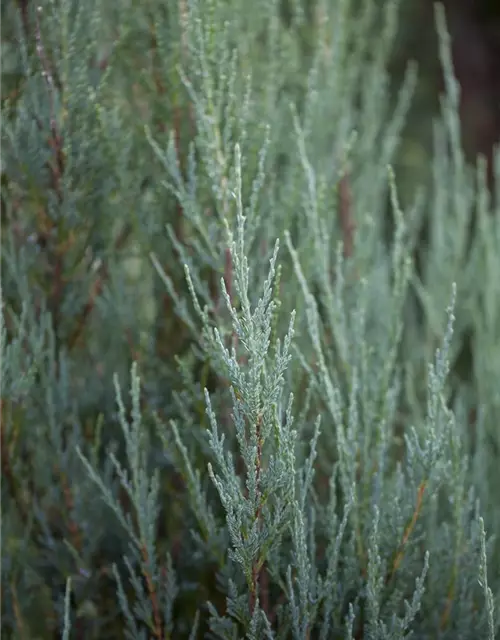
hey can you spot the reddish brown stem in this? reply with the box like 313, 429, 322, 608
67, 225, 132, 349
11, 582, 28, 640
58, 467, 83, 553
249, 414, 264, 615
35, 7, 65, 203
385, 480, 426, 585
338, 173, 355, 259
1, 401, 30, 525
140, 545, 163, 639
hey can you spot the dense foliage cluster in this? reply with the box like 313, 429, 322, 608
1, 0, 499, 638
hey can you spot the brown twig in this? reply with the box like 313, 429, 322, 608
57, 466, 83, 553
67, 225, 132, 349
249, 413, 265, 615
34, 6, 65, 203
140, 544, 163, 639
33, 6, 68, 368
10, 582, 28, 640
1, 401, 30, 525
385, 480, 426, 585
15, 0, 31, 40
338, 173, 355, 259
440, 584, 455, 631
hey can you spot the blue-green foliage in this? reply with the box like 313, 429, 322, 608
1, 0, 499, 638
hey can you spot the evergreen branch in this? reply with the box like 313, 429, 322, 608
386, 479, 426, 585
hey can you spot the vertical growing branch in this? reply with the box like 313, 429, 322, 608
140, 544, 163, 639
32, 6, 66, 359
249, 411, 264, 615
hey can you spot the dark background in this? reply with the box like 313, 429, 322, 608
395, 0, 500, 190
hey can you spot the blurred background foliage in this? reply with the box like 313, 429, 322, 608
2, 0, 499, 217
3, 0, 497, 397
